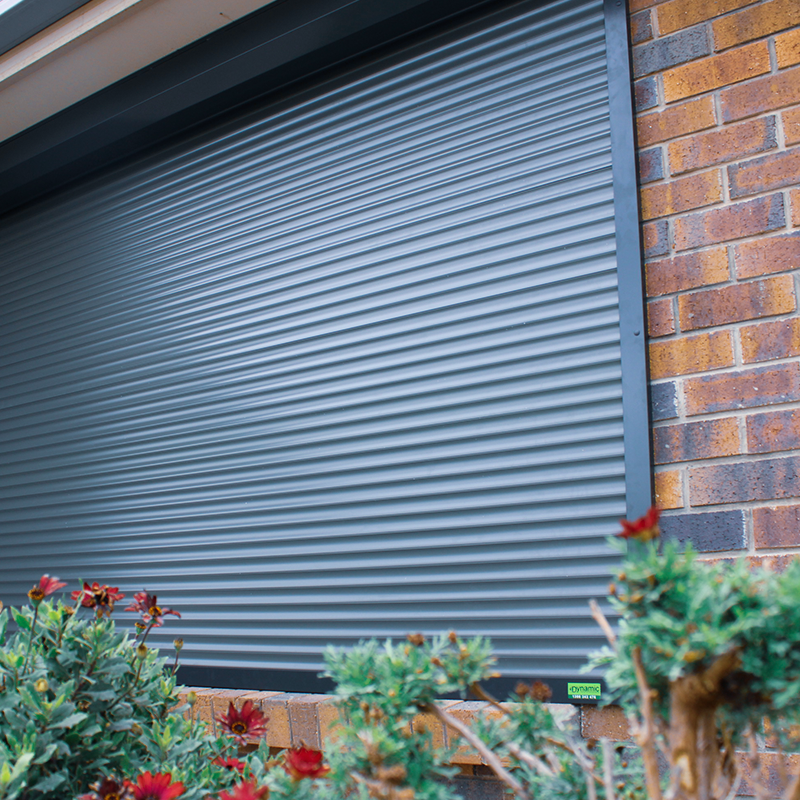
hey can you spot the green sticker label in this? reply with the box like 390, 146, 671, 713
567, 682, 602, 701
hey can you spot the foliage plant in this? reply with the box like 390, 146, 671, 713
589, 508, 800, 800
0, 579, 269, 800
4, 507, 800, 800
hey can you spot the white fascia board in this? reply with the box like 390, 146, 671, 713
0, 0, 276, 143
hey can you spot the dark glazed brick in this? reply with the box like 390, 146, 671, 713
630, 9, 654, 44
643, 220, 670, 258
650, 382, 679, 421
689, 456, 800, 505
634, 76, 659, 112
633, 26, 711, 78
660, 510, 746, 552
639, 148, 664, 184
448, 776, 506, 800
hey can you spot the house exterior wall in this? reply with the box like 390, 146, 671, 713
632, 0, 800, 564
172, 4, 800, 785
147, 2, 800, 779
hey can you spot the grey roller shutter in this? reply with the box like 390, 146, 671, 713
0, 0, 625, 684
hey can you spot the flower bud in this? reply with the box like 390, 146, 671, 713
136, 643, 148, 659
187, 690, 197, 706
173, 638, 184, 652
34, 678, 49, 693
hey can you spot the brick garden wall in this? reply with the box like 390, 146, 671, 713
631, 0, 800, 560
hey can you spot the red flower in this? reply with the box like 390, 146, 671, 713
130, 772, 184, 800
618, 507, 661, 542
217, 701, 268, 745
284, 747, 330, 780
125, 591, 181, 627
71, 582, 125, 617
218, 780, 269, 800
28, 574, 67, 604
213, 756, 246, 773
79, 777, 132, 800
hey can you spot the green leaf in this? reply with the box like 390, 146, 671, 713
28, 772, 66, 794
50, 712, 88, 730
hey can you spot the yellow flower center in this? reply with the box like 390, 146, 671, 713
28, 587, 45, 602
232, 721, 248, 735
149, 606, 162, 617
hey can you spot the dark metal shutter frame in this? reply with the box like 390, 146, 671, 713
1, 0, 628, 685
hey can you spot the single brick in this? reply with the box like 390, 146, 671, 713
645, 247, 729, 295
713, 0, 800, 51
673, 193, 785, 250
728, 147, 800, 198
653, 417, 741, 463
677, 275, 796, 331
668, 116, 777, 175
785, 108, 800, 146
581, 705, 629, 741
690, 455, 800, 504
630, 9, 654, 44
776, 27, 800, 68
649, 330, 734, 379
746, 553, 798, 571
261, 694, 292, 748
287, 694, 325, 749
747, 409, 800, 453
663, 41, 770, 103
632, 25, 711, 78
734, 232, 800, 278
656, 0, 759, 37
660, 509, 746, 550
643, 219, 670, 257
640, 170, 722, 220
738, 753, 800, 796
413, 710, 448, 750
638, 147, 664, 184
634, 76, 659, 112
683, 362, 800, 415
189, 688, 219, 733
721, 65, 800, 122
647, 297, 676, 337
741, 317, 800, 363
650, 381, 680, 421
655, 469, 683, 508
753, 504, 800, 548
318, 697, 346, 744
448, 701, 489, 765
629, 0, 660, 10
637, 96, 716, 147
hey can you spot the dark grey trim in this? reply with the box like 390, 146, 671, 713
604, 0, 653, 519
0, 0, 497, 217
0, 0, 91, 57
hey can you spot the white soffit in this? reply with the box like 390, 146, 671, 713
0, 0, 276, 144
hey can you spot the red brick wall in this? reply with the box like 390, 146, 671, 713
631, 0, 800, 558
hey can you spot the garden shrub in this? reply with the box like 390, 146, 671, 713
3, 508, 800, 800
